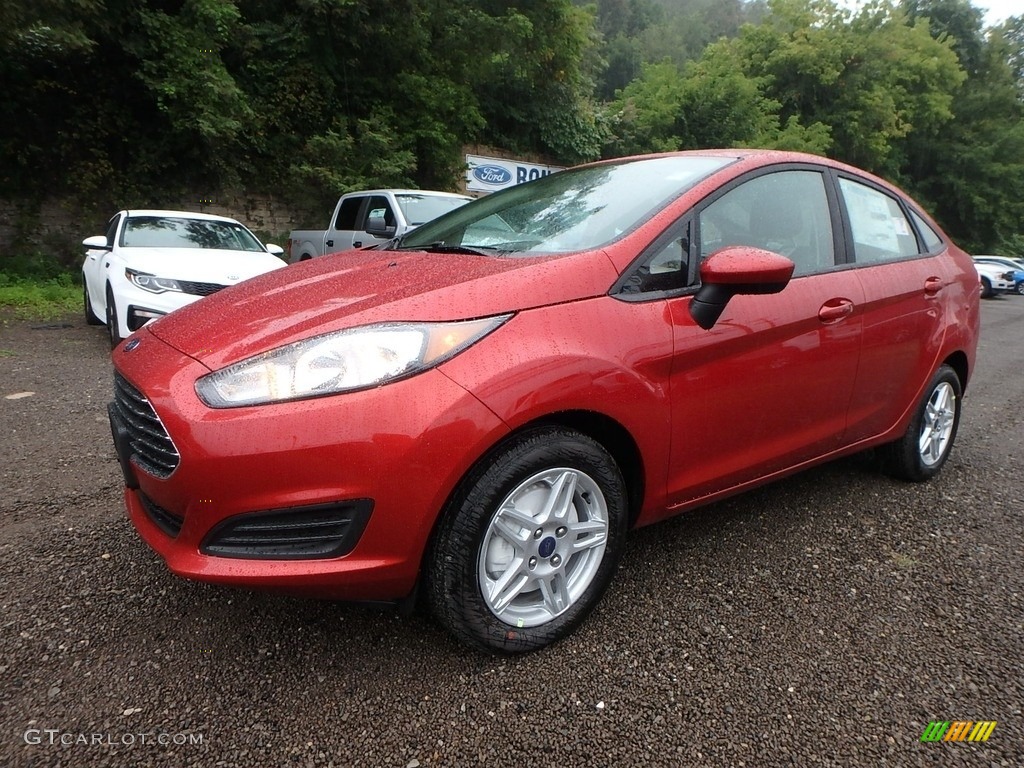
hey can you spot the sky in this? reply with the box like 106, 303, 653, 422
972, 0, 1019, 25
842, 1, 1019, 26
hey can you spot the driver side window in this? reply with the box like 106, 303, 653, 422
698, 171, 835, 276
361, 196, 395, 231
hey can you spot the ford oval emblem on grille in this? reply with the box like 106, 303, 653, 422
472, 165, 513, 185
124, 338, 141, 352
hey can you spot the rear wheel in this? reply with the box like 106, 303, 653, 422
427, 428, 628, 654
881, 365, 962, 482
83, 283, 103, 325
105, 286, 121, 348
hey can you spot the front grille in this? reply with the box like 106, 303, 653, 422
140, 492, 184, 537
201, 500, 373, 560
178, 280, 226, 296
112, 373, 180, 478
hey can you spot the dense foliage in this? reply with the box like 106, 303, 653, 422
0, 0, 1020, 254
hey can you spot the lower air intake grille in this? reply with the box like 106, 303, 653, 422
200, 500, 373, 560
140, 493, 184, 538
112, 373, 180, 478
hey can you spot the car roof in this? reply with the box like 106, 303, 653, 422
120, 209, 243, 224
593, 149, 915, 198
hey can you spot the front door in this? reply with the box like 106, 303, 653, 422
662, 168, 864, 510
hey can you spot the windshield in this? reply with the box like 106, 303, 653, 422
400, 155, 733, 255
121, 216, 266, 252
395, 194, 472, 226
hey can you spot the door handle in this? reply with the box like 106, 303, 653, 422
326, 239, 334, 248
924, 276, 943, 295
818, 298, 854, 322
353, 241, 362, 248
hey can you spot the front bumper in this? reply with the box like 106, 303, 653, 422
110, 327, 510, 600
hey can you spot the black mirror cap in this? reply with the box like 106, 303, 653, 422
365, 220, 397, 237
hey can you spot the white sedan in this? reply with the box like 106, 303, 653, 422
82, 210, 287, 346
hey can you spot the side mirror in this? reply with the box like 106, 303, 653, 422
689, 246, 794, 330
82, 235, 111, 251
265, 243, 285, 257
365, 217, 397, 238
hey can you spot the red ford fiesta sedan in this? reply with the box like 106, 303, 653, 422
109, 150, 980, 653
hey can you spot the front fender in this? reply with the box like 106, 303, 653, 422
438, 296, 675, 516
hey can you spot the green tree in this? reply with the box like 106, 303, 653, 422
899, 2, 1024, 250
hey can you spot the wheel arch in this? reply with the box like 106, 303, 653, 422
445, 409, 644, 528
530, 410, 646, 528
942, 350, 970, 395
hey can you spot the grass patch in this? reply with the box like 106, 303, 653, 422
0, 273, 80, 321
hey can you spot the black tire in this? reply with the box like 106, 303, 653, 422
1016, 281, 1024, 296
105, 286, 121, 348
881, 364, 962, 482
83, 283, 103, 325
426, 427, 628, 654
980, 277, 993, 298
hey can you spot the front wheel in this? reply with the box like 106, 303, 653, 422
980, 277, 993, 298
1016, 281, 1024, 296
427, 428, 628, 654
881, 365, 962, 482
105, 286, 121, 348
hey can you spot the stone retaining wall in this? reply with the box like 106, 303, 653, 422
0, 192, 307, 262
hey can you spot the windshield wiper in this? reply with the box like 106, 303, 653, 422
399, 241, 499, 256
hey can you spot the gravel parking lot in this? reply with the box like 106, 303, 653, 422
1, 298, 1021, 767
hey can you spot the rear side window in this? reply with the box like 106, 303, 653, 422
910, 210, 943, 252
334, 197, 362, 231
839, 178, 919, 262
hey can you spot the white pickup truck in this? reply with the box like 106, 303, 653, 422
289, 189, 473, 262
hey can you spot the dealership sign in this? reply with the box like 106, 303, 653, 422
466, 154, 564, 194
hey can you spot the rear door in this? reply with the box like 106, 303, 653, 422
836, 175, 951, 441
324, 195, 364, 253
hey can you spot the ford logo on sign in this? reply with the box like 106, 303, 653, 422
473, 165, 513, 186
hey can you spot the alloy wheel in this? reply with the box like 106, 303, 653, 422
477, 467, 609, 628
918, 381, 956, 467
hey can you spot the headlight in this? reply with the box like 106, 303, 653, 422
126, 268, 183, 294
195, 316, 512, 407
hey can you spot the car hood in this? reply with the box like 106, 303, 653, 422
146, 248, 619, 370
121, 248, 286, 284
